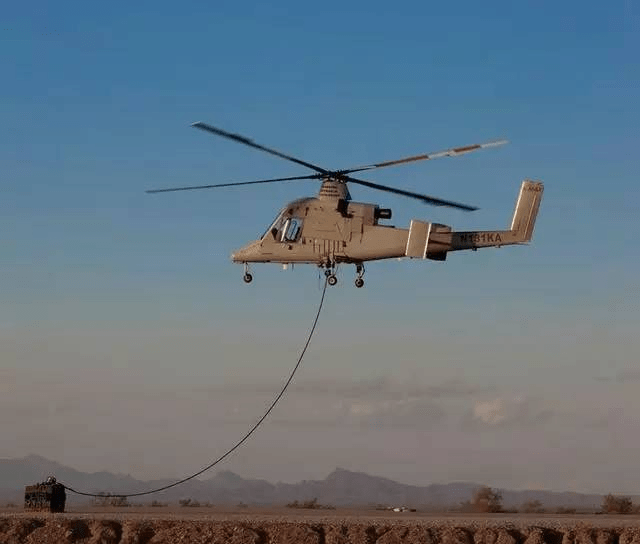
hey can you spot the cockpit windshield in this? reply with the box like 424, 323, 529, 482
260, 210, 304, 243
261, 210, 286, 240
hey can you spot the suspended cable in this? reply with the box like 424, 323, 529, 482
63, 278, 329, 499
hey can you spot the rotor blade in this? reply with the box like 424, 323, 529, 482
146, 174, 322, 194
345, 175, 478, 211
192, 122, 328, 174
341, 139, 508, 175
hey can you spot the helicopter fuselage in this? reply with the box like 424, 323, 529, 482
231, 180, 543, 268
232, 196, 406, 265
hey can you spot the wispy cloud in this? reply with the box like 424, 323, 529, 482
191, 376, 494, 401
187, 376, 497, 429
473, 398, 507, 425
468, 396, 553, 428
345, 396, 445, 428
593, 368, 640, 384
616, 369, 640, 382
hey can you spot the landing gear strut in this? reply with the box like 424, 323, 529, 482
243, 263, 253, 284
354, 264, 365, 288
322, 261, 338, 286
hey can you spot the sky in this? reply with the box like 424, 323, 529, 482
2, 0, 639, 495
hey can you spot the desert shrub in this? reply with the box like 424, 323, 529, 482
602, 494, 633, 514
150, 500, 168, 507
554, 506, 577, 514
179, 498, 201, 507
286, 498, 335, 510
110, 496, 129, 507
521, 499, 545, 513
92, 493, 130, 507
469, 486, 503, 513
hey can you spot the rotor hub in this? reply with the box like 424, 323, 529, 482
318, 178, 351, 201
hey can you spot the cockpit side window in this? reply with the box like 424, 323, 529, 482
281, 217, 303, 242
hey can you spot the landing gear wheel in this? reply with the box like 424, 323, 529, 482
243, 273, 253, 284
324, 269, 332, 277
354, 263, 365, 288
327, 275, 338, 286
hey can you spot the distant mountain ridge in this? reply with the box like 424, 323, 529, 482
0, 455, 607, 509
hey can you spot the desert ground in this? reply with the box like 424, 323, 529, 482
3, 506, 640, 544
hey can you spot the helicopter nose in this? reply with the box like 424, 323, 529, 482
231, 240, 261, 262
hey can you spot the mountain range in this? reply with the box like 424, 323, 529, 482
0, 454, 608, 509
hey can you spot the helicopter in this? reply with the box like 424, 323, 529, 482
148, 122, 543, 288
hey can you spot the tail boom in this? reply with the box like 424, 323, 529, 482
449, 180, 543, 251
404, 180, 544, 259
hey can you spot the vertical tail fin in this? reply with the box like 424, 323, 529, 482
510, 180, 544, 243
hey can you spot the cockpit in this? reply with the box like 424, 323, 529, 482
261, 210, 304, 243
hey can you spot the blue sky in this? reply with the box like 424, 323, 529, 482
2, 1, 640, 494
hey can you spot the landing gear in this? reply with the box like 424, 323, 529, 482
322, 261, 338, 286
354, 263, 365, 288
320, 262, 365, 287
243, 263, 253, 284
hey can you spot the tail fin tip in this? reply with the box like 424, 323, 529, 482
510, 179, 544, 242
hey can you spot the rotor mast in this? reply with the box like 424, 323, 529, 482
318, 178, 351, 201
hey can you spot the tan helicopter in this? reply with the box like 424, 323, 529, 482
148, 122, 543, 288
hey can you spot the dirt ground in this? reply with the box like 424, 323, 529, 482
2, 507, 640, 543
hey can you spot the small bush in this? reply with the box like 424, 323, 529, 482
286, 498, 335, 510
469, 486, 503, 513
92, 493, 130, 507
602, 494, 633, 514
178, 498, 212, 507
554, 506, 577, 514
521, 499, 545, 514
